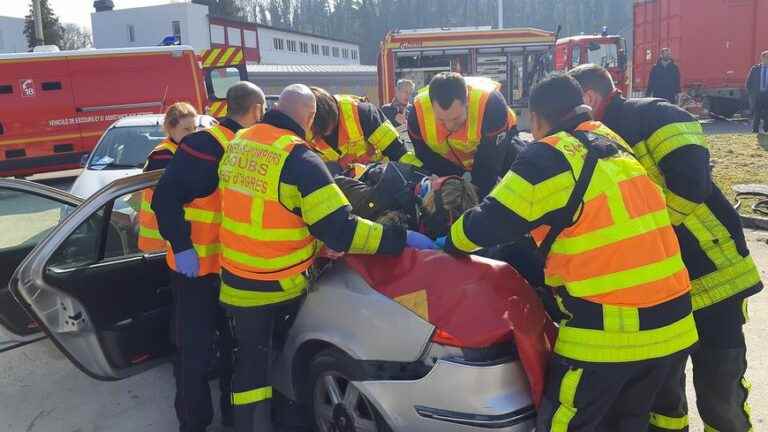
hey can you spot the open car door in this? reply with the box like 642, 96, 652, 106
10, 171, 174, 380
0, 179, 82, 351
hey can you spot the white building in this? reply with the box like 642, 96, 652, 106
0, 16, 27, 54
91, 2, 360, 66
91, 2, 210, 51
256, 25, 360, 65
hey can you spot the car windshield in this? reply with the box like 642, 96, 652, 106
89, 125, 165, 170
587, 42, 619, 69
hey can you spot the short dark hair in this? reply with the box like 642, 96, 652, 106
529, 73, 584, 125
428, 72, 467, 110
568, 64, 615, 97
310, 86, 338, 137
226, 81, 265, 117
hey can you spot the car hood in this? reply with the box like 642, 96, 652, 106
344, 249, 556, 407
69, 168, 143, 199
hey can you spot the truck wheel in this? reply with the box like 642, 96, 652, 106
308, 348, 392, 432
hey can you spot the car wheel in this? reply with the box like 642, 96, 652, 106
308, 348, 391, 432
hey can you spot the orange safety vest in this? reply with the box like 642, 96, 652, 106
138, 139, 178, 252
138, 125, 235, 276
413, 76, 514, 171
309, 95, 401, 170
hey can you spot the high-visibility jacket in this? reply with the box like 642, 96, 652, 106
138, 139, 178, 252
602, 96, 762, 310
140, 125, 234, 275
413, 76, 515, 171
449, 121, 698, 363
218, 123, 386, 307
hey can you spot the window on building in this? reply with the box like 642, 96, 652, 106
299, 41, 308, 54
210, 24, 225, 44
244, 30, 257, 48
227, 27, 241, 46
322, 45, 330, 56
172, 20, 181, 42
273, 38, 284, 50
352, 50, 358, 60
332, 47, 340, 57
311, 43, 319, 55
342, 48, 349, 59
127, 24, 135, 42
287, 40, 297, 52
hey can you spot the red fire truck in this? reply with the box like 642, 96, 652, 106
0, 45, 245, 177
633, 0, 768, 118
554, 32, 629, 93
378, 26, 555, 117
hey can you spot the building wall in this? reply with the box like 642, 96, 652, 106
0, 16, 27, 54
257, 27, 360, 65
91, 3, 210, 51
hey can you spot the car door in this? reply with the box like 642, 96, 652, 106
9, 171, 174, 380
0, 179, 82, 351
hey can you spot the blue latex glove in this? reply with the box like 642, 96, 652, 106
406, 230, 438, 250
174, 248, 199, 278
434, 236, 447, 249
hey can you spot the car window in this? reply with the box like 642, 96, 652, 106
587, 42, 619, 69
0, 189, 72, 252
89, 125, 165, 170
47, 187, 165, 270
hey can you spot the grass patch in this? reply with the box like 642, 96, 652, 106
707, 133, 768, 216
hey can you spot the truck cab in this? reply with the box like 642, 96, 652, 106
555, 34, 628, 93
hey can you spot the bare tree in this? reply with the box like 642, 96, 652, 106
59, 24, 92, 50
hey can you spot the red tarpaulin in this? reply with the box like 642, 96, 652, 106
344, 248, 556, 407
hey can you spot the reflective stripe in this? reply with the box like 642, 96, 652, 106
450, 215, 481, 253
367, 121, 399, 152
349, 218, 383, 254
490, 171, 573, 222
231, 386, 273, 406
222, 242, 316, 271
649, 413, 689, 430
206, 125, 235, 151
193, 242, 221, 258
555, 313, 698, 363
551, 368, 582, 432
184, 207, 221, 224
302, 183, 350, 225
338, 96, 364, 142
690, 255, 762, 310
603, 305, 639, 332
743, 299, 750, 322
666, 190, 699, 225
415, 89, 440, 148
138, 226, 163, 240
397, 152, 423, 167
703, 424, 720, 432
565, 254, 685, 298
222, 216, 310, 241
220, 274, 308, 307
646, 121, 706, 162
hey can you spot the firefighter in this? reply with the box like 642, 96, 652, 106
308, 86, 422, 173
138, 101, 198, 252
570, 64, 763, 432
443, 74, 699, 431
151, 82, 266, 432
217, 84, 432, 432
408, 72, 521, 198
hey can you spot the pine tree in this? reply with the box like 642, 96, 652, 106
23, 0, 63, 49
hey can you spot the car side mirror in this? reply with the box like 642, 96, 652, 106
80, 153, 90, 168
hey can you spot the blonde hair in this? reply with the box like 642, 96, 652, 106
421, 177, 478, 221
163, 102, 197, 136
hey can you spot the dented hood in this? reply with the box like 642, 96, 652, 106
344, 249, 556, 406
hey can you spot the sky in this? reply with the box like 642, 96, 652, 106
0, 0, 176, 30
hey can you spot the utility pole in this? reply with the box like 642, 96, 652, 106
32, 0, 45, 45
497, 0, 503, 29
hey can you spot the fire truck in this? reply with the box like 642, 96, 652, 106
378, 26, 555, 125
554, 31, 629, 93
0, 45, 245, 177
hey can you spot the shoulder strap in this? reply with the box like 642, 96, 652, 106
536, 131, 601, 260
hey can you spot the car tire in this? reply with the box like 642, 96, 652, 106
308, 348, 392, 432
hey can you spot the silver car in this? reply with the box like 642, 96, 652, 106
0, 173, 537, 432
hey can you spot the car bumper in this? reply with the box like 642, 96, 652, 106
354, 359, 536, 432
